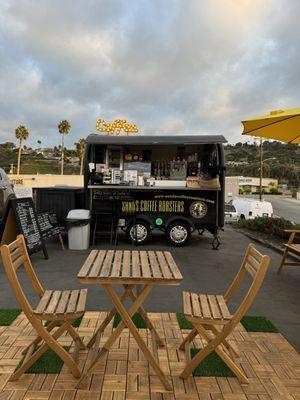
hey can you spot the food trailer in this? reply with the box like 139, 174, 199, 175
84, 134, 226, 248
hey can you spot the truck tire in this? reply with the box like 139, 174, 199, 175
126, 219, 151, 245
166, 220, 191, 247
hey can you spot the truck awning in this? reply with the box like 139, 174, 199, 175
86, 134, 227, 145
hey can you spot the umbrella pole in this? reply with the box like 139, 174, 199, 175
259, 138, 263, 201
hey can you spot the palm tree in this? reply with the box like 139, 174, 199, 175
75, 138, 86, 175
58, 120, 71, 175
15, 125, 29, 175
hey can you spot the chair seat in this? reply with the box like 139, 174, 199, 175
183, 291, 231, 322
284, 243, 300, 255
34, 289, 87, 320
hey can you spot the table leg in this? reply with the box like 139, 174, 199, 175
104, 284, 172, 391
77, 284, 172, 390
87, 285, 132, 348
126, 285, 164, 346
77, 284, 153, 388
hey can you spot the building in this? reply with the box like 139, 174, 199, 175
225, 176, 239, 202
236, 176, 278, 193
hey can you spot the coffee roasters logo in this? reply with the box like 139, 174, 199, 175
189, 201, 207, 219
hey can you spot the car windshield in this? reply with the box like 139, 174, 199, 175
225, 204, 236, 212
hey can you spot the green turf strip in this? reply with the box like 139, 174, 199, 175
240, 316, 278, 333
191, 349, 235, 377
176, 312, 279, 333
176, 312, 193, 329
17, 346, 70, 374
113, 312, 147, 328
44, 315, 83, 328
0, 309, 22, 326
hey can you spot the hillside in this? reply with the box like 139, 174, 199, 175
1, 140, 299, 187
225, 141, 300, 187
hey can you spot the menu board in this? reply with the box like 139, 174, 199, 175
10, 198, 48, 258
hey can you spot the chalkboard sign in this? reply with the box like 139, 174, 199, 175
1, 198, 48, 259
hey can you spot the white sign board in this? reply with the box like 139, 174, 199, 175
14, 187, 33, 198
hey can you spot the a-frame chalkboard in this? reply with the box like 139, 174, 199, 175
0, 197, 48, 259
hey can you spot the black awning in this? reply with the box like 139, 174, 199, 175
86, 134, 227, 145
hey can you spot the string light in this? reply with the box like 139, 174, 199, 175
96, 118, 139, 135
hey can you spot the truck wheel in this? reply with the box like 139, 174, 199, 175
166, 221, 191, 246
126, 220, 151, 245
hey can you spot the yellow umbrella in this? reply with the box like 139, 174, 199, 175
242, 107, 300, 144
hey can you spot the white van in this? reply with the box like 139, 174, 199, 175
231, 198, 273, 220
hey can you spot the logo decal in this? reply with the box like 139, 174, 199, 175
189, 201, 207, 219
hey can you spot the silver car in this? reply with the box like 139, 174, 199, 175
0, 168, 15, 222
224, 203, 239, 223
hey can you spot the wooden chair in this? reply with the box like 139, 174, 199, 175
179, 244, 270, 383
277, 229, 300, 274
0, 235, 87, 381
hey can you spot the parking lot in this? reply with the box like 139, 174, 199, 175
0, 226, 299, 351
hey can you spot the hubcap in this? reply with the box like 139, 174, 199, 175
130, 224, 148, 242
170, 225, 187, 243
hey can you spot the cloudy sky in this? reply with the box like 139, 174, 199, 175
0, 0, 299, 147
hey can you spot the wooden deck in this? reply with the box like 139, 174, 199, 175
0, 312, 299, 399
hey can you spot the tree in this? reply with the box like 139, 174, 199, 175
15, 125, 29, 175
74, 138, 86, 175
58, 120, 71, 175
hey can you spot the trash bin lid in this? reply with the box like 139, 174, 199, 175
66, 209, 90, 220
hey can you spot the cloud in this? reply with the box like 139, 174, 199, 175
0, 0, 299, 147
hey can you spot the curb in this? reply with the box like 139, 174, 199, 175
234, 228, 299, 261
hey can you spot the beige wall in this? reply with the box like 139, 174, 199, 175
8, 174, 83, 188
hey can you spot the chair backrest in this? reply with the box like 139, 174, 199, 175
0, 235, 44, 318
224, 243, 270, 324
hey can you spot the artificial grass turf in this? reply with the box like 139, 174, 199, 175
176, 313, 279, 332
191, 349, 235, 377
113, 312, 147, 328
0, 309, 22, 326
240, 315, 278, 333
176, 312, 193, 329
16, 346, 70, 374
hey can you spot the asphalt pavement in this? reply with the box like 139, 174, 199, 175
0, 227, 299, 351
249, 194, 300, 224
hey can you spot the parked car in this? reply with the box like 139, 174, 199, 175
0, 168, 15, 223
224, 203, 239, 223
231, 198, 273, 220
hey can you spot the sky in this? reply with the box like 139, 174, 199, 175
0, 0, 299, 148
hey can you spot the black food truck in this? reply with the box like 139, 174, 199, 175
84, 134, 226, 248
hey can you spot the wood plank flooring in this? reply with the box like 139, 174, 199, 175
0, 312, 299, 399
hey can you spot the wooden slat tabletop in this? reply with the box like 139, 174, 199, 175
78, 250, 183, 285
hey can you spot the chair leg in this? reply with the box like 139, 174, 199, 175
66, 322, 86, 350
92, 216, 98, 246
58, 233, 65, 250
11, 322, 81, 381
180, 323, 249, 384
22, 320, 58, 355
277, 248, 289, 274
179, 328, 198, 351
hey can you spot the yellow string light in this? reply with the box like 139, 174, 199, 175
96, 118, 139, 135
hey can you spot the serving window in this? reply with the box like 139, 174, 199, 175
88, 143, 220, 189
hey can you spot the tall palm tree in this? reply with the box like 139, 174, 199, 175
58, 120, 71, 175
15, 125, 29, 175
75, 138, 86, 175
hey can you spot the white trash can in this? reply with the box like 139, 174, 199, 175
66, 209, 91, 250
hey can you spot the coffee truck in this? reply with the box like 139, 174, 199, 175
84, 134, 226, 248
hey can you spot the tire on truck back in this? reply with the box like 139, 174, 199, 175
166, 220, 191, 247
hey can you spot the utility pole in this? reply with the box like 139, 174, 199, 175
259, 138, 263, 202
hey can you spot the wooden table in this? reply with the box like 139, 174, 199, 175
77, 249, 183, 390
